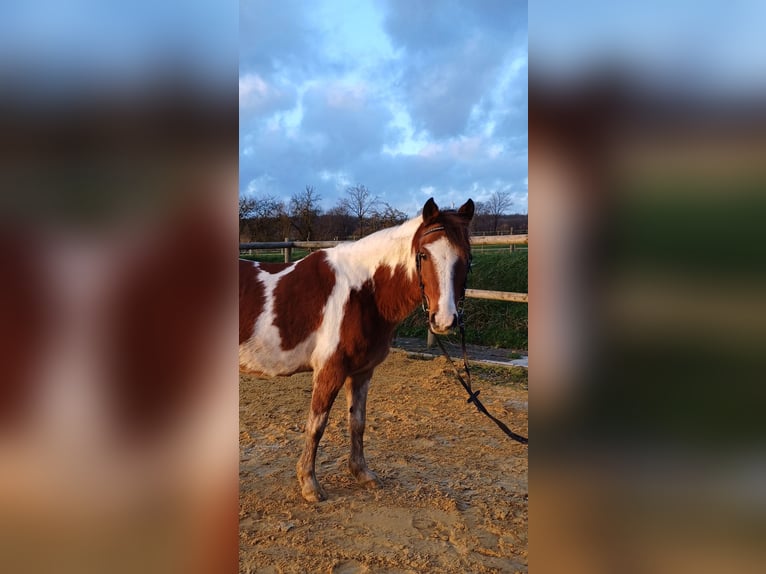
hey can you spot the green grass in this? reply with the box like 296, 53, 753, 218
470, 363, 528, 389
397, 251, 528, 350
240, 248, 528, 351
240, 248, 312, 263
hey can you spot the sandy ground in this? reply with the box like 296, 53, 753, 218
239, 350, 528, 573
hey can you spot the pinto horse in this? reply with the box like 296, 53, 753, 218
239, 198, 474, 501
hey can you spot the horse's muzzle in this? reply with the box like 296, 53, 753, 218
429, 313, 458, 334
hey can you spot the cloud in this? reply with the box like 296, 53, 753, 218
239, 0, 314, 76
239, 73, 295, 115
301, 81, 394, 161
239, 0, 528, 215
382, 0, 527, 139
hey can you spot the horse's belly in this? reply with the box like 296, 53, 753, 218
238, 332, 316, 377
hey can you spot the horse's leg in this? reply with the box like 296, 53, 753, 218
345, 369, 380, 488
296, 364, 344, 502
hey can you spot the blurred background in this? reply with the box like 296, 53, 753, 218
530, 1, 766, 572
3, 1, 766, 572
0, 2, 238, 573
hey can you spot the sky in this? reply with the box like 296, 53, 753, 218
239, 0, 528, 216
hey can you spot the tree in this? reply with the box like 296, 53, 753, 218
239, 196, 256, 220
485, 190, 513, 234
319, 203, 356, 240
289, 185, 322, 240
239, 196, 257, 236
371, 202, 408, 231
341, 184, 378, 237
253, 195, 285, 241
239, 194, 287, 241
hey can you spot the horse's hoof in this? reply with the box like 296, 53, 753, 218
356, 469, 381, 489
300, 483, 327, 502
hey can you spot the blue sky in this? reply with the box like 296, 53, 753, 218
240, 0, 528, 216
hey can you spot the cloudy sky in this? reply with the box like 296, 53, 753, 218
240, 0, 528, 216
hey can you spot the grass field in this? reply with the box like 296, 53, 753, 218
397, 250, 528, 350
240, 248, 528, 351
240, 248, 312, 263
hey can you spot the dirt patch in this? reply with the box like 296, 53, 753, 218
240, 350, 528, 573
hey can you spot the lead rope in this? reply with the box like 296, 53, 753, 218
416, 231, 527, 444
432, 327, 528, 444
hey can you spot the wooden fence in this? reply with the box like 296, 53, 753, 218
239, 234, 528, 304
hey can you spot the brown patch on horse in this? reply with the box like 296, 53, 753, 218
339, 279, 397, 375
451, 255, 471, 302
373, 264, 421, 323
309, 353, 347, 414
273, 251, 336, 350
413, 210, 473, 259
239, 260, 265, 344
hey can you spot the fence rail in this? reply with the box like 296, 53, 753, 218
239, 235, 528, 304
465, 289, 527, 303
240, 234, 527, 252
469, 234, 528, 246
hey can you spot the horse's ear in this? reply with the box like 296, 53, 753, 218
458, 199, 475, 220
422, 198, 439, 222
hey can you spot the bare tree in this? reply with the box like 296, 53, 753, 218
289, 185, 322, 240
319, 202, 356, 240
371, 202, 408, 231
485, 190, 513, 234
341, 184, 378, 237
239, 196, 257, 236
239, 194, 288, 241
239, 195, 256, 219
254, 195, 286, 241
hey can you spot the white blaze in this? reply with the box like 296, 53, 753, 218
425, 237, 459, 332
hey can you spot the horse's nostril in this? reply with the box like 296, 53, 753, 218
430, 313, 436, 324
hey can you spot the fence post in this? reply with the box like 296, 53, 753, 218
427, 330, 435, 348
283, 238, 292, 263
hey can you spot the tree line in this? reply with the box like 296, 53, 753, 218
239, 185, 525, 242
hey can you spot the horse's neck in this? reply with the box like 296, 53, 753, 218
333, 217, 423, 323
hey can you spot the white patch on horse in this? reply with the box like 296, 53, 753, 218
238, 262, 318, 376
326, 217, 421, 290
312, 217, 425, 368
424, 236, 459, 332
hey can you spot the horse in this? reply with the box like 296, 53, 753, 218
239, 197, 474, 502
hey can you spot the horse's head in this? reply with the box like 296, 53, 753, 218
414, 198, 474, 334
